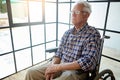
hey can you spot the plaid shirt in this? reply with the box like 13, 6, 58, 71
55, 24, 101, 71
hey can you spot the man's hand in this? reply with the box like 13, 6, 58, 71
45, 64, 62, 75
45, 73, 54, 80
45, 64, 61, 80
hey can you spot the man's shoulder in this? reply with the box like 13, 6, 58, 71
87, 25, 100, 34
85, 25, 101, 38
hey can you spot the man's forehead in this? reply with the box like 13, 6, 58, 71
72, 3, 84, 10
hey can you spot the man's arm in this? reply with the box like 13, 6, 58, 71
45, 60, 81, 74
51, 57, 61, 64
59, 61, 81, 70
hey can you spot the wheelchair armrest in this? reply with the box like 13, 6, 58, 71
46, 47, 58, 53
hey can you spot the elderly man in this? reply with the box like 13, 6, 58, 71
25, 1, 101, 80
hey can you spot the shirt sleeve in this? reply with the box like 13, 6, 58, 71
77, 32, 101, 71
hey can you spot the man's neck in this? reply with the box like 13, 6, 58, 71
74, 22, 87, 31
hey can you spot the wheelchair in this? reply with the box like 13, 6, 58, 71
46, 36, 115, 80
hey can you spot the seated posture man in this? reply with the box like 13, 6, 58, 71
25, 1, 101, 80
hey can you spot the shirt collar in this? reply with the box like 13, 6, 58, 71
73, 23, 88, 34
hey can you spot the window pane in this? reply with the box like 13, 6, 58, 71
46, 24, 56, 42
58, 3, 70, 23
0, 0, 9, 27
46, 42, 56, 59
46, 41, 56, 49
88, 3, 107, 29
31, 25, 44, 45
29, 1, 43, 22
45, 2, 56, 22
58, 24, 69, 40
0, 53, 15, 78
106, 2, 120, 31
11, 0, 28, 23
12, 27, 30, 50
103, 32, 120, 60
15, 49, 32, 71
32, 45, 45, 64
0, 28, 12, 53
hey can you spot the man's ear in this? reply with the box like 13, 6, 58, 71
83, 13, 90, 20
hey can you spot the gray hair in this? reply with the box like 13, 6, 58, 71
75, 0, 92, 14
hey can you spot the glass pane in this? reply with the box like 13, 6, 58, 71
12, 27, 30, 50
106, 2, 120, 31
29, 1, 42, 22
103, 32, 120, 60
0, 53, 15, 78
31, 25, 44, 45
0, 28, 12, 53
0, 0, 9, 27
88, 3, 107, 29
46, 42, 56, 59
46, 41, 56, 49
58, 24, 69, 40
46, 24, 56, 42
58, 3, 70, 23
15, 48, 32, 71
45, 2, 56, 22
11, 0, 28, 23
32, 45, 45, 64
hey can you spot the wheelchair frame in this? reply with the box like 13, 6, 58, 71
46, 36, 115, 80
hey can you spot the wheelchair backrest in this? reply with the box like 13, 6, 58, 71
89, 36, 105, 80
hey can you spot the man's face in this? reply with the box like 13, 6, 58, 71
71, 4, 88, 26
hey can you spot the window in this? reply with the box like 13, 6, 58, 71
106, 2, 120, 31
0, 0, 44, 79
0, 53, 15, 78
45, 2, 56, 22
31, 25, 44, 45
58, 3, 70, 23
0, 29, 12, 53
46, 24, 56, 42
15, 49, 32, 71
12, 27, 30, 50
32, 45, 45, 64
88, 3, 108, 29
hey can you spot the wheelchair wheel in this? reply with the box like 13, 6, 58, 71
94, 69, 115, 80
